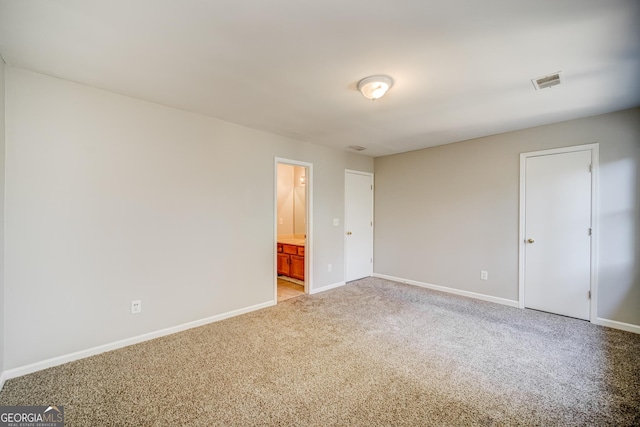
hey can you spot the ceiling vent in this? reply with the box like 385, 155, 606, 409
348, 145, 367, 151
532, 71, 564, 90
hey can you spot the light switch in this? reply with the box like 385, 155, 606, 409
333, 218, 339, 226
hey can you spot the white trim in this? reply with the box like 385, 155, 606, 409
518, 143, 599, 322
589, 145, 600, 323
274, 158, 313, 295
373, 273, 519, 308
344, 169, 374, 177
518, 153, 527, 309
373, 274, 639, 334
1, 300, 274, 384
344, 170, 374, 283
0, 371, 7, 392
593, 318, 640, 334
309, 281, 346, 295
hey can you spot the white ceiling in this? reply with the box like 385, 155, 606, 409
1, 1, 639, 157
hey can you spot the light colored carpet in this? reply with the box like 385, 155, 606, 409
1, 277, 639, 426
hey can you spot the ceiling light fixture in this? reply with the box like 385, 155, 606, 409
348, 145, 367, 151
357, 75, 394, 100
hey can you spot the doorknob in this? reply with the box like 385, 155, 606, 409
346, 231, 352, 235
527, 238, 535, 244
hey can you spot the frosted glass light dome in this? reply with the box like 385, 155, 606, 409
357, 75, 394, 100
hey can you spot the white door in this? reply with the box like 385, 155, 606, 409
523, 150, 592, 320
345, 171, 373, 282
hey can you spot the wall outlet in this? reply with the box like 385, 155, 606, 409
328, 264, 332, 272
480, 271, 488, 281
278, 218, 284, 225
131, 299, 142, 314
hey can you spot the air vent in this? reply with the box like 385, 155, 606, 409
532, 71, 564, 90
348, 145, 367, 151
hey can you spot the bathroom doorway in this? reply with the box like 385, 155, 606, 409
274, 158, 312, 302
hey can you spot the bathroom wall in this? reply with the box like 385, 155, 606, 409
277, 164, 306, 237
277, 164, 295, 236
293, 166, 306, 236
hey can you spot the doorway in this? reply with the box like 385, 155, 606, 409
345, 170, 374, 282
275, 158, 313, 302
519, 144, 598, 321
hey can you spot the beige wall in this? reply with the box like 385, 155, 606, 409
0, 60, 5, 374
374, 108, 640, 327
4, 67, 373, 370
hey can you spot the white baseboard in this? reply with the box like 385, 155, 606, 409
373, 273, 519, 308
1, 300, 275, 386
373, 274, 640, 334
593, 317, 640, 334
310, 281, 346, 295
0, 371, 7, 392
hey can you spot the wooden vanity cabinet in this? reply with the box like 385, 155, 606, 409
277, 252, 290, 276
289, 254, 304, 280
277, 243, 305, 280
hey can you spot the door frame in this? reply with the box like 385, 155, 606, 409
274, 157, 313, 300
344, 169, 374, 282
518, 143, 599, 322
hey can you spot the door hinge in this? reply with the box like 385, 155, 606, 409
588, 164, 593, 173
588, 290, 591, 299
588, 227, 592, 236
371, 185, 373, 190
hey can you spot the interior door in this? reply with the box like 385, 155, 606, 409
345, 171, 373, 282
524, 150, 592, 320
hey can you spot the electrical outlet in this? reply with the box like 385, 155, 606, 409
328, 264, 332, 272
278, 218, 284, 225
131, 300, 142, 314
480, 271, 488, 281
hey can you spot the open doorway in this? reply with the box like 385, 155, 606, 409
274, 158, 312, 302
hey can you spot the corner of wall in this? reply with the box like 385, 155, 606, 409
0, 59, 6, 388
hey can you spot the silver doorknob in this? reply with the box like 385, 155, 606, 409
527, 238, 535, 244
346, 231, 352, 235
